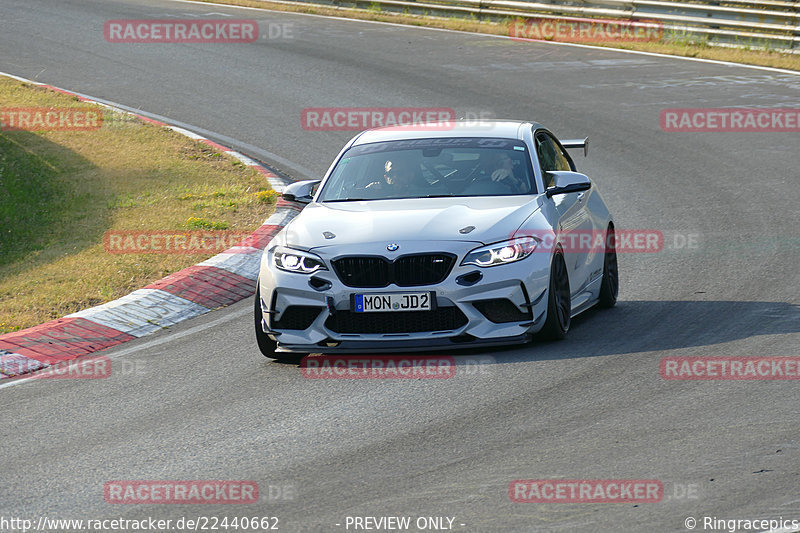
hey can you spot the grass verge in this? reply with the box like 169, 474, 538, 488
196, 0, 800, 71
0, 77, 278, 333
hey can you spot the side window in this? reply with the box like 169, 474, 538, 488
553, 143, 572, 172
535, 134, 557, 173
536, 133, 574, 188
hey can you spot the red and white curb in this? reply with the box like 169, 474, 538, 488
0, 72, 302, 381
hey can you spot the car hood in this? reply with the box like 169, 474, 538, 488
283, 196, 542, 250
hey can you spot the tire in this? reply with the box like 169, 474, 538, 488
538, 250, 571, 340
254, 284, 305, 363
598, 225, 619, 309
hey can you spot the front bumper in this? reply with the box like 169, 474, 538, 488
258, 241, 552, 353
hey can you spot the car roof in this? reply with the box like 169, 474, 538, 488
351, 120, 545, 145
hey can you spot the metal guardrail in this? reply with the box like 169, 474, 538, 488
275, 0, 800, 50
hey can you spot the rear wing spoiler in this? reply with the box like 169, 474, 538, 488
560, 137, 589, 157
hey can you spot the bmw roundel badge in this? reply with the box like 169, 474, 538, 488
387, 243, 400, 252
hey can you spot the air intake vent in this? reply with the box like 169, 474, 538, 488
332, 253, 455, 288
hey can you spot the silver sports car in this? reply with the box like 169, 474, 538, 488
255, 121, 618, 361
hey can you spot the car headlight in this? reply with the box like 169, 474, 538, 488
462, 237, 539, 267
273, 247, 327, 274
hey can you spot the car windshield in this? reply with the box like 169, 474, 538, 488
317, 137, 536, 202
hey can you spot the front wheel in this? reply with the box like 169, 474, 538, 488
538, 250, 571, 341
254, 284, 305, 363
598, 225, 619, 308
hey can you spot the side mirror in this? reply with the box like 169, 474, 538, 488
545, 171, 592, 198
282, 180, 321, 204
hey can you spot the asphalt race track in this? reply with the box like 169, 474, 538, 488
1, 0, 799, 531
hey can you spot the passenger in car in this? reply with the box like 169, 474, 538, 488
489, 152, 529, 193
365, 158, 419, 197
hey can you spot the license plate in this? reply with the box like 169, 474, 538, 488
353, 292, 433, 313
